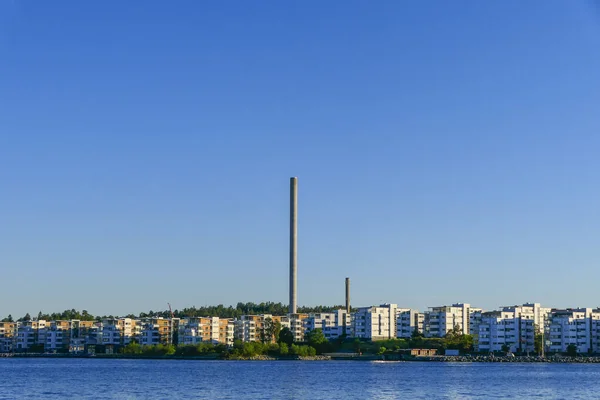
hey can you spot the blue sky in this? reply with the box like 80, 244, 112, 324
1, 1, 600, 318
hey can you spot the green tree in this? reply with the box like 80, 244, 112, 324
1, 315, 13, 322
242, 342, 266, 357
290, 344, 300, 355
175, 345, 199, 356
279, 342, 289, 355
305, 329, 327, 346
411, 330, 424, 339
164, 344, 176, 355
566, 344, 578, 357
80, 310, 94, 321
290, 344, 314, 356
353, 338, 362, 353
260, 317, 279, 343
305, 328, 329, 354
278, 327, 294, 346
122, 342, 143, 354
444, 325, 473, 353
272, 321, 282, 343
22, 313, 31, 321
534, 330, 544, 355
28, 344, 45, 353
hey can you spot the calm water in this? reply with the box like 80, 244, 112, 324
1, 359, 599, 399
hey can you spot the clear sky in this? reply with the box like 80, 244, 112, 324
2, 1, 600, 318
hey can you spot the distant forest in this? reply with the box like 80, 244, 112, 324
1, 302, 352, 322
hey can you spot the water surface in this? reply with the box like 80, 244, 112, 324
1, 359, 598, 399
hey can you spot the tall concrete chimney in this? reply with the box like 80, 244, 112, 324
289, 177, 298, 314
345, 277, 350, 313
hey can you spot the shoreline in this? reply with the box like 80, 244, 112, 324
417, 355, 600, 363
3, 353, 600, 363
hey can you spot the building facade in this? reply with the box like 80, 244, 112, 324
478, 310, 535, 353
353, 304, 398, 340
425, 303, 472, 337
396, 309, 424, 338
548, 308, 593, 354
305, 310, 351, 340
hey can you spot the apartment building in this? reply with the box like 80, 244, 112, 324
0, 322, 17, 353
396, 309, 424, 338
180, 317, 202, 345
305, 310, 351, 340
234, 314, 296, 343
234, 315, 263, 343
353, 304, 398, 340
180, 317, 234, 345
478, 310, 535, 353
548, 308, 593, 354
469, 308, 483, 336
45, 320, 71, 351
425, 303, 472, 337
218, 318, 235, 346
336, 309, 353, 337
289, 313, 308, 342
500, 303, 551, 333
140, 317, 173, 346
97, 318, 139, 347
16, 320, 47, 351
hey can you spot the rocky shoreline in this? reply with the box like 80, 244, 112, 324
421, 355, 600, 363
4, 353, 600, 363
234, 355, 331, 361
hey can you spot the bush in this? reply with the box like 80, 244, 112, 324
122, 343, 143, 355
279, 343, 289, 355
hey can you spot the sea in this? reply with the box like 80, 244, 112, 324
1, 358, 598, 399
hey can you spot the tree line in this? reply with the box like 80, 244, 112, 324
110, 327, 482, 358
116, 326, 329, 358
1, 309, 96, 323
119, 341, 319, 359
1, 303, 350, 323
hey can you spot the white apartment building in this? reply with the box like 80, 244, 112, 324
289, 314, 307, 342
181, 319, 202, 345
501, 303, 551, 333
305, 310, 351, 340
425, 303, 472, 337
329, 309, 352, 339
304, 313, 335, 336
235, 315, 266, 343
591, 310, 600, 353
353, 304, 398, 340
235, 315, 292, 343
45, 323, 66, 351
469, 308, 483, 336
548, 308, 593, 354
396, 309, 424, 338
478, 310, 535, 353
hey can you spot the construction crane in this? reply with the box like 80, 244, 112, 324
168, 303, 175, 319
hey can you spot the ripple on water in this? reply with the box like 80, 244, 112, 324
1, 359, 599, 400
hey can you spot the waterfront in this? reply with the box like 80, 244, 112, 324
2, 359, 600, 399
